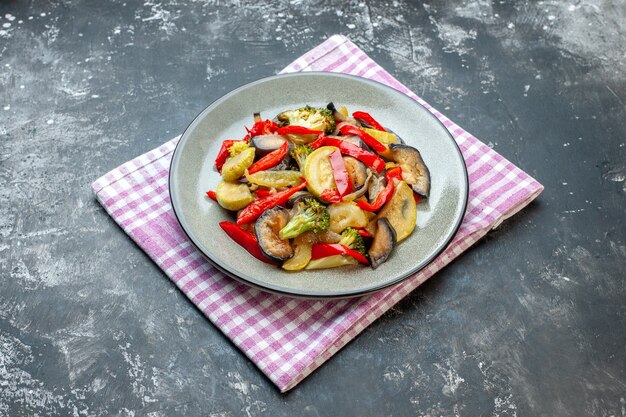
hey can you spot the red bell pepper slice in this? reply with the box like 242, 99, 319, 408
356, 167, 403, 212
319, 189, 342, 203
246, 119, 279, 138
205, 190, 217, 201
322, 137, 385, 173
357, 181, 393, 212
328, 150, 352, 197
247, 142, 289, 174
236, 180, 307, 225
276, 126, 323, 136
356, 228, 374, 238
255, 189, 271, 199
311, 243, 369, 265
386, 166, 403, 182
214, 139, 243, 172
308, 133, 327, 149
413, 193, 421, 204
352, 111, 385, 131
219, 222, 275, 264
338, 124, 387, 154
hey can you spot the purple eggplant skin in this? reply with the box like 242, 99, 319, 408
368, 218, 397, 269
343, 156, 368, 190
389, 143, 431, 198
251, 134, 289, 157
254, 207, 294, 262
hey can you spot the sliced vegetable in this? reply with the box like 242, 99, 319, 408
352, 111, 385, 131
219, 221, 274, 264
362, 127, 399, 145
290, 144, 314, 170
328, 150, 352, 196
386, 166, 403, 182
368, 218, 397, 269
237, 180, 307, 225
215, 139, 243, 173
327, 201, 369, 233
247, 142, 289, 174
358, 179, 393, 212
311, 243, 369, 265
245, 169, 303, 188
319, 189, 342, 203
322, 137, 386, 173
277, 106, 335, 134
228, 141, 251, 157
390, 144, 431, 198
282, 231, 316, 271
251, 134, 288, 156
276, 126, 323, 136
338, 227, 367, 256
247, 119, 279, 138
308, 133, 328, 149
338, 124, 387, 154
279, 198, 330, 240
327, 103, 360, 128
221, 147, 256, 181
303, 146, 339, 198
374, 181, 417, 242
205, 190, 217, 201
305, 254, 358, 269
286, 191, 314, 208
342, 156, 367, 190
277, 124, 322, 145
255, 189, 272, 199
255, 207, 293, 262
215, 180, 254, 211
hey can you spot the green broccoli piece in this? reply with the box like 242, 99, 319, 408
290, 145, 314, 170
339, 227, 367, 256
228, 141, 250, 157
279, 198, 330, 240
277, 105, 336, 134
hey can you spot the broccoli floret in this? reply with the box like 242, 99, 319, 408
339, 227, 367, 256
228, 141, 250, 157
277, 105, 336, 134
279, 198, 330, 240
290, 145, 314, 170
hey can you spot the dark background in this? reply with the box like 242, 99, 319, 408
1, 1, 624, 416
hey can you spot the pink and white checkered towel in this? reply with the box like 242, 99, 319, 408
92, 35, 543, 392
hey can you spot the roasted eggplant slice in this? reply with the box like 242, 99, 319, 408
343, 156, 368, 190
368, 218, 397, 269
254, 207, 293, 262
390, 144, 431, 198
251, 134, 289, 157
368, 174, 387, 203
286, 191, 315, 208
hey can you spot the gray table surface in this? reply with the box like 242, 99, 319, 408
1, 1, 625, 416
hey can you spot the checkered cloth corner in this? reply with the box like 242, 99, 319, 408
92, 35, 543, 392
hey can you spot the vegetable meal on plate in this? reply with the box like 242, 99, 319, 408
207, 103, 430, 270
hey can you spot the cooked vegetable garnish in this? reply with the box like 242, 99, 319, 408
279, 198, 330, 240
255, 207, 294, 261
338, 227, 367, 256
352, 111, 385, 131
277, 106, 336, 134
247, 142, 289, 174
291, 144, 314, 170
219, 221, 275, 264
211, 105, 430, 270
311, 243, 369, 265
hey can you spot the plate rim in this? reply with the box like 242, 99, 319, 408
169, 71, 469, 299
